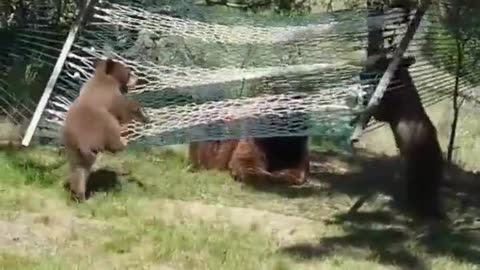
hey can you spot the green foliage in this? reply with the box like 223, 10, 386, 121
0, 0, 79, 118
0, 0, 79, 27
425, 2, 480, 85
203, 0, 312, 15
4, 61, 50, 102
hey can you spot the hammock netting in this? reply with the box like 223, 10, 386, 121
1, 1, 480, 147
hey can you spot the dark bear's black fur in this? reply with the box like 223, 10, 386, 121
371, 56, 445, 219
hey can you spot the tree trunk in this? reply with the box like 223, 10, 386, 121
446, 39, 464, 162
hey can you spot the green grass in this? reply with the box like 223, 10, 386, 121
0, 252, 67, 270
0, 143, 479, 270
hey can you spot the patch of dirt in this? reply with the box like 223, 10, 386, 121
0, 212, 110, 257
144, 199, 324, 245
0, 219, 54, 256
0, 199, 325, 256
149, 265, 178, 270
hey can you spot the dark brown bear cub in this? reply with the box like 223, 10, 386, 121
62, 58, 147, 202
371, 56, 445, 220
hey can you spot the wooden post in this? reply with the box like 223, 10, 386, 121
349, 0, 386, 144
347, 0, 432, 215
366, 0, 387, 66
350, 0, 432, 144
21, 0, 95, 146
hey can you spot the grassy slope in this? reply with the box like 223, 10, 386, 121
0, 140, 479, 270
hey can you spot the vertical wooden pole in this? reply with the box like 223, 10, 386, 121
349, 0, 386, 144
366, 0, 387, 66
348, 0, 432, 214
350, 0, 431, 144
21, 0, 94, 146
347, 1, 387, 215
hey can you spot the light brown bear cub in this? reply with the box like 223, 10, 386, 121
62, 58, 147, 202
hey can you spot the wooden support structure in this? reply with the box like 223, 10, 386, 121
21, 0, 95, 146
347, 0, 432, 214
349, 0, 386, 144
350, 0, 432, 144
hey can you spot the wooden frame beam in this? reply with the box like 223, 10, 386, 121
350, 0, 432, 144
21, 0, 95, 146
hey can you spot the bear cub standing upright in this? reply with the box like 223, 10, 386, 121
62, 58, 148, 201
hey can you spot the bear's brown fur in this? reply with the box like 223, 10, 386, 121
62, 58, 143, 201
114, 97, 150, 125
371, 56, 445, 219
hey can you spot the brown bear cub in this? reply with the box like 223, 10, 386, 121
62, 58, 148, 202
371, 56, 445, 220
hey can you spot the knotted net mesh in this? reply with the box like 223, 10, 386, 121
24, 0, 479, 147
36, 0, 368, 146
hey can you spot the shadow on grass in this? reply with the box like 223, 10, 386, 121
85, 169, 122, 198
269, 147, 480, 268
282, 229, 425, 270
1, 145, 149, 200
60, 168, 150, 200
245, 148, 403, 206
248, 146, 480, 215
281, 210, 480, 269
